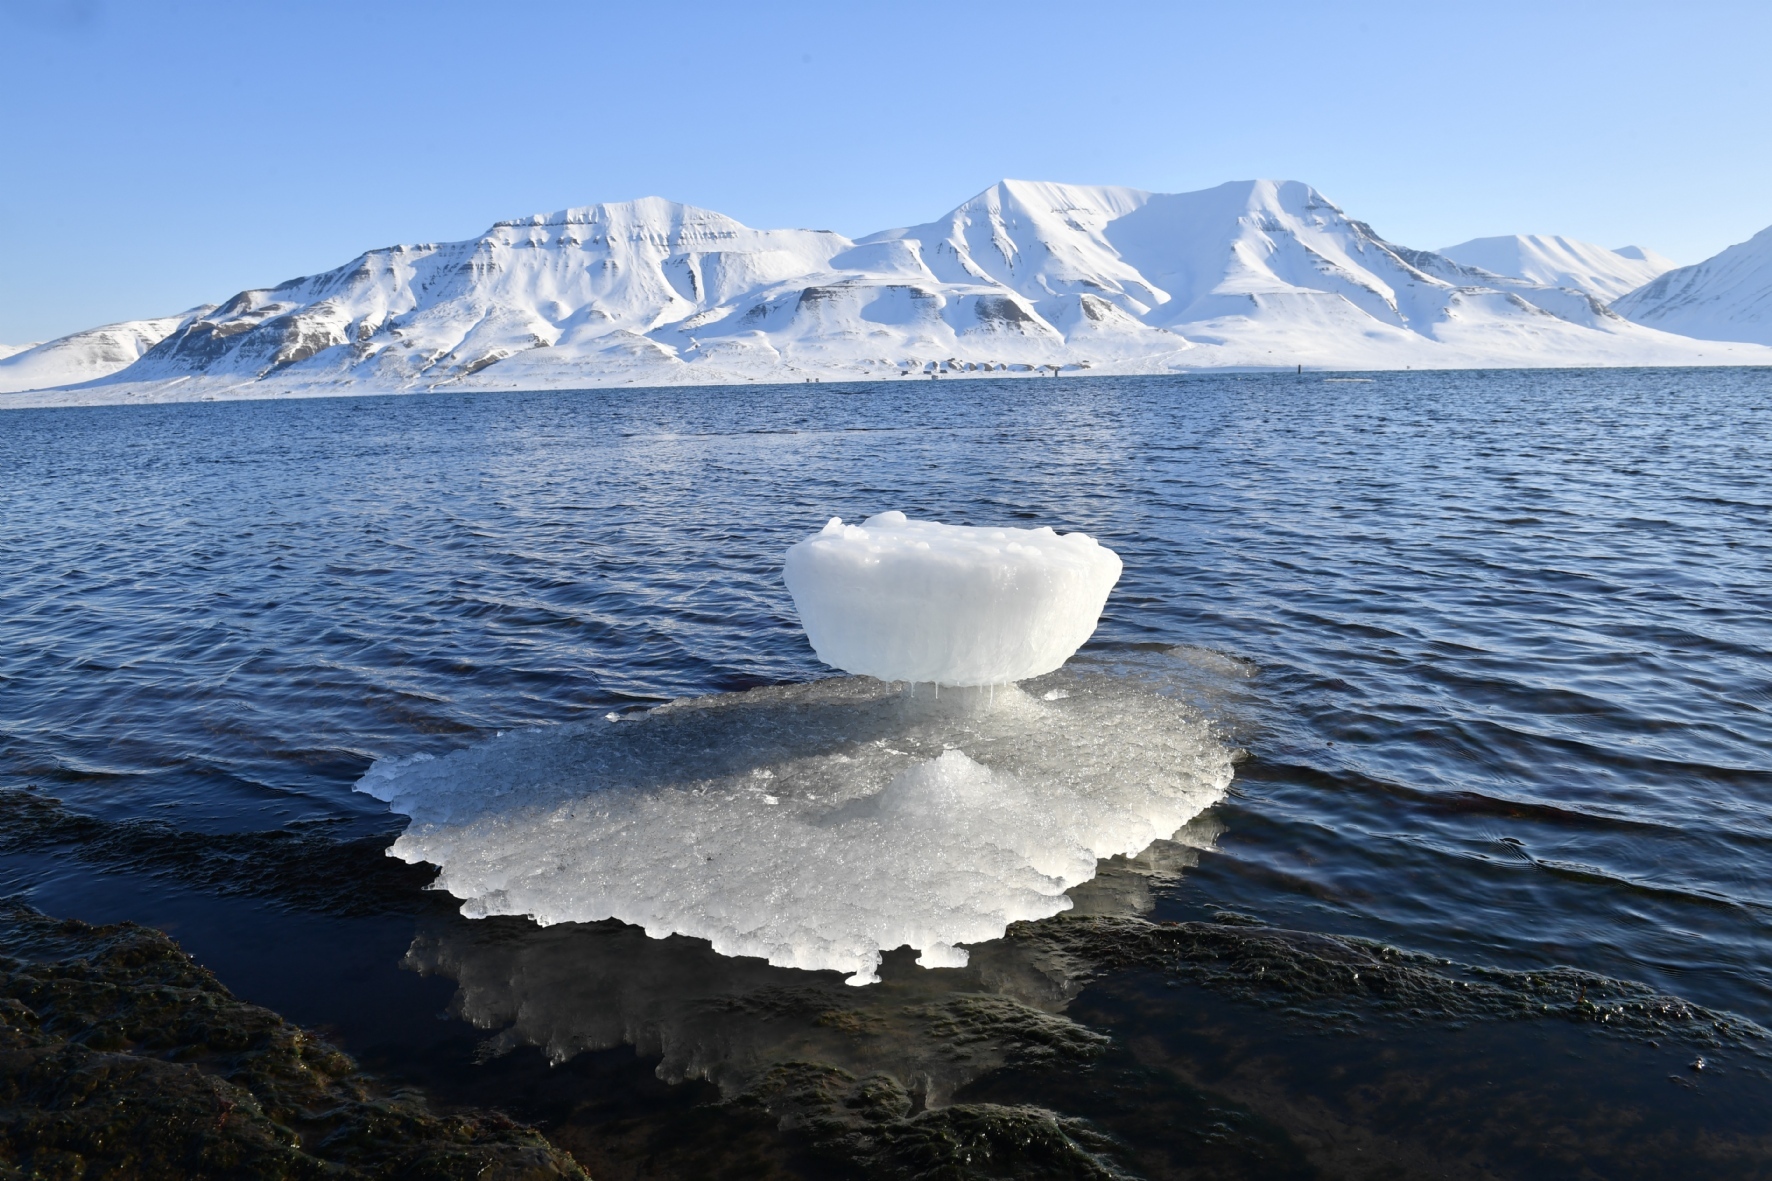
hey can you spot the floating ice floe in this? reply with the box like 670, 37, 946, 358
784, 511, 1122, 687
357, 660, 1233, 984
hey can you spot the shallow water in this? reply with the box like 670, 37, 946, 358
4, 369, 1772, 1177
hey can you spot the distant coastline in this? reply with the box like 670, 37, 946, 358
5, 179, 1771, 408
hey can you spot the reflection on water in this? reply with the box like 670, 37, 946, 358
5, 369, 1772, 1176
398, 801, 1772, 1180
403, 816, 1226, 1106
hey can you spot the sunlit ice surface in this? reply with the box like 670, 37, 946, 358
783, 511, 1123, 686
357, 651, 1231, 984
400, 812, 1226, 1105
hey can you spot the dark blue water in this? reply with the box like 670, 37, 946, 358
4, 370, 1771, 1177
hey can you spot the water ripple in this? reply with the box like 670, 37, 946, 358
2, 368, 1770, 1024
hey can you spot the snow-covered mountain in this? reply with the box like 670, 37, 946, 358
1439, 235, 1676, 303
0, 342, 40, 361
0, 311, 208, 394
1612, 225, 1772, 345
7, 181, 1769, 407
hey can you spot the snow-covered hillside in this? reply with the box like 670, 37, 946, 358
1612, 225, 1772, 345
7, 181, 1769, 407
0, 311, 208, 394
1439, 235, 1676, 303
0, 342, 41, 361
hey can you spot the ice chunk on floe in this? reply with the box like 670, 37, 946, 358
356, 661, 1231, 985
783, 512, 1122, 687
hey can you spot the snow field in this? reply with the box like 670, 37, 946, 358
1438, 235, 1677, 303
1613, 225, 1772, 346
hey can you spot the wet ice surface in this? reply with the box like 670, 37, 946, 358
5, 369, 1772, 1176
358, 657, 1231, 983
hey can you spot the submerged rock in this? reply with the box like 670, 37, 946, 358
0, 901, 584, 1180
744, 1062, 1132, 1181
0, 789, 435, 920
1011, 913, 1772, 1048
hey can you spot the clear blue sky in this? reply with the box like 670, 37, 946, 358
4, 0, 1768, 343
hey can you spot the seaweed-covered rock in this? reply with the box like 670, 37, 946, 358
746, 1062, 1131, 1181
0, 901, 585, 1180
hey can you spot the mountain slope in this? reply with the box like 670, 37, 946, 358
1612, 225, 1772, 345
0, 311, 206, 394
122, 198, 852, 390
9, 182, 1769, 407
1439, 235, 1677, 303
847, 179, 1729, 368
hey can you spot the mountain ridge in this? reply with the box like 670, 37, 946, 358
1612, 225, 1772, 345
5, 179, 1770, 406
1438, 235, 1677, 303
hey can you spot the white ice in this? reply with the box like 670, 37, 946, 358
355, 661, 1233, 985
783, 511, 1122, 687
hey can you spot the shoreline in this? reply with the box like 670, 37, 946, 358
7, 359, 1772, 412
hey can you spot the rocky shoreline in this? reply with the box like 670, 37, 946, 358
0, 902, 585, 1180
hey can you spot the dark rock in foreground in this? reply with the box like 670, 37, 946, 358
0, 901, 585, 1180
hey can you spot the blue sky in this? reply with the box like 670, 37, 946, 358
4, 0, 1768, 342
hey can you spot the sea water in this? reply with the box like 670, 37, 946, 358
3, 369, 1771, 1176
